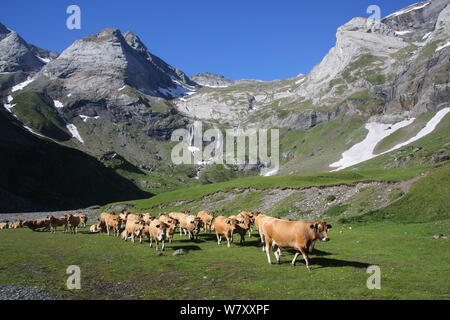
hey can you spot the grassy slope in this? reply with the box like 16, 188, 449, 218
0, 165, 448, 300
278, 115, 368, 174
10, 90, 72, 141
118, 166, 429, 211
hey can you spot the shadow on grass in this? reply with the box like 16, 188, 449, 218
171, 245, 202, 251
285, 248, 332, 256
176, 238, 206, 244
310, 257, 371, 269
271, 256, 371, 269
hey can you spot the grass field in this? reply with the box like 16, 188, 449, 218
0, 164, 448, 300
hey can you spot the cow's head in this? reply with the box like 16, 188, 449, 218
236, 215, 251, 230
310, 220, 332, 242
153, 222, 167, 241
166, 223, 176, 236
225, 218, 237, 230
194, 217, 203, 230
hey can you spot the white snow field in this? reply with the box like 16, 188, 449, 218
330, 107, 450, 171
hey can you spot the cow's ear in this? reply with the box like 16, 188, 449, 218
310, 224, 315, 229
226, 220, 231, 225
327, 224, 332, 229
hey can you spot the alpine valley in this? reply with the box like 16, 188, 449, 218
1, 0, 449, 212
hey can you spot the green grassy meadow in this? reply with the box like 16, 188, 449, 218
0, 164, 448, 300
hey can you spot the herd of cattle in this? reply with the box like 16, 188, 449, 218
0, 211, 332, 270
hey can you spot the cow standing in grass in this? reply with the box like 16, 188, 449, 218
262, 219, 332, 270
23, 219, 50, 232
47, 215, 68, 233
197, 211, 215, 232
149, 220, 167, 251
100, 213, 123, 237
212, 216, 239, 248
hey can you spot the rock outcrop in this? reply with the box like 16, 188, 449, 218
0, 22, 56, 72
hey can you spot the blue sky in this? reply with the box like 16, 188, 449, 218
1, 0, 419, 81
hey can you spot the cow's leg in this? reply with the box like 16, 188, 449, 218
106, 224, 110, 236
273, 244, 281, 264
131, 233, 135, 244
299, 248, 311, 270
308, 240, 316, 253
226, 235, 231, 248
216, 232, 221, 245
161, 239, 165, 251
149, 236, 153, 248
265, 237, 273, 264
259, 229, 266, 252
155, 240, 159, 251
291, 252, 300, 267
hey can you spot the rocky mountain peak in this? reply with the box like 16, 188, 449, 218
0, 22, 47, 72
123, 30, 147, 53
0, 22, 10, 39
190, 72, 235, 87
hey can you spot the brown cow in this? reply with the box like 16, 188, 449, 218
23, 219, 50, 232
65, 214, 82, 234
119, 211, 129, 222
90, 223, 101, 233
100, 213, 122, 237
212, 216, 239, 248
47, 215, 68, 233
0, 221, 9, 229
229, 215, 249, 245
179, 215, 202, 240
74, 214, 88, 228
143, 213, 155, 224
149, 219, 167, 251
197, 211, 215, 232
123, 218, 145, 244
239, 211, 260, 237
9, 220, 23, 229
158, 215, 177, 243
169, 212, 189, 235
262, 219, 332, 270
255, 214, 275, 252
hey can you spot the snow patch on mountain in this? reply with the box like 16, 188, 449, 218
11, 77, 34, 92
330, 119, 415, 171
